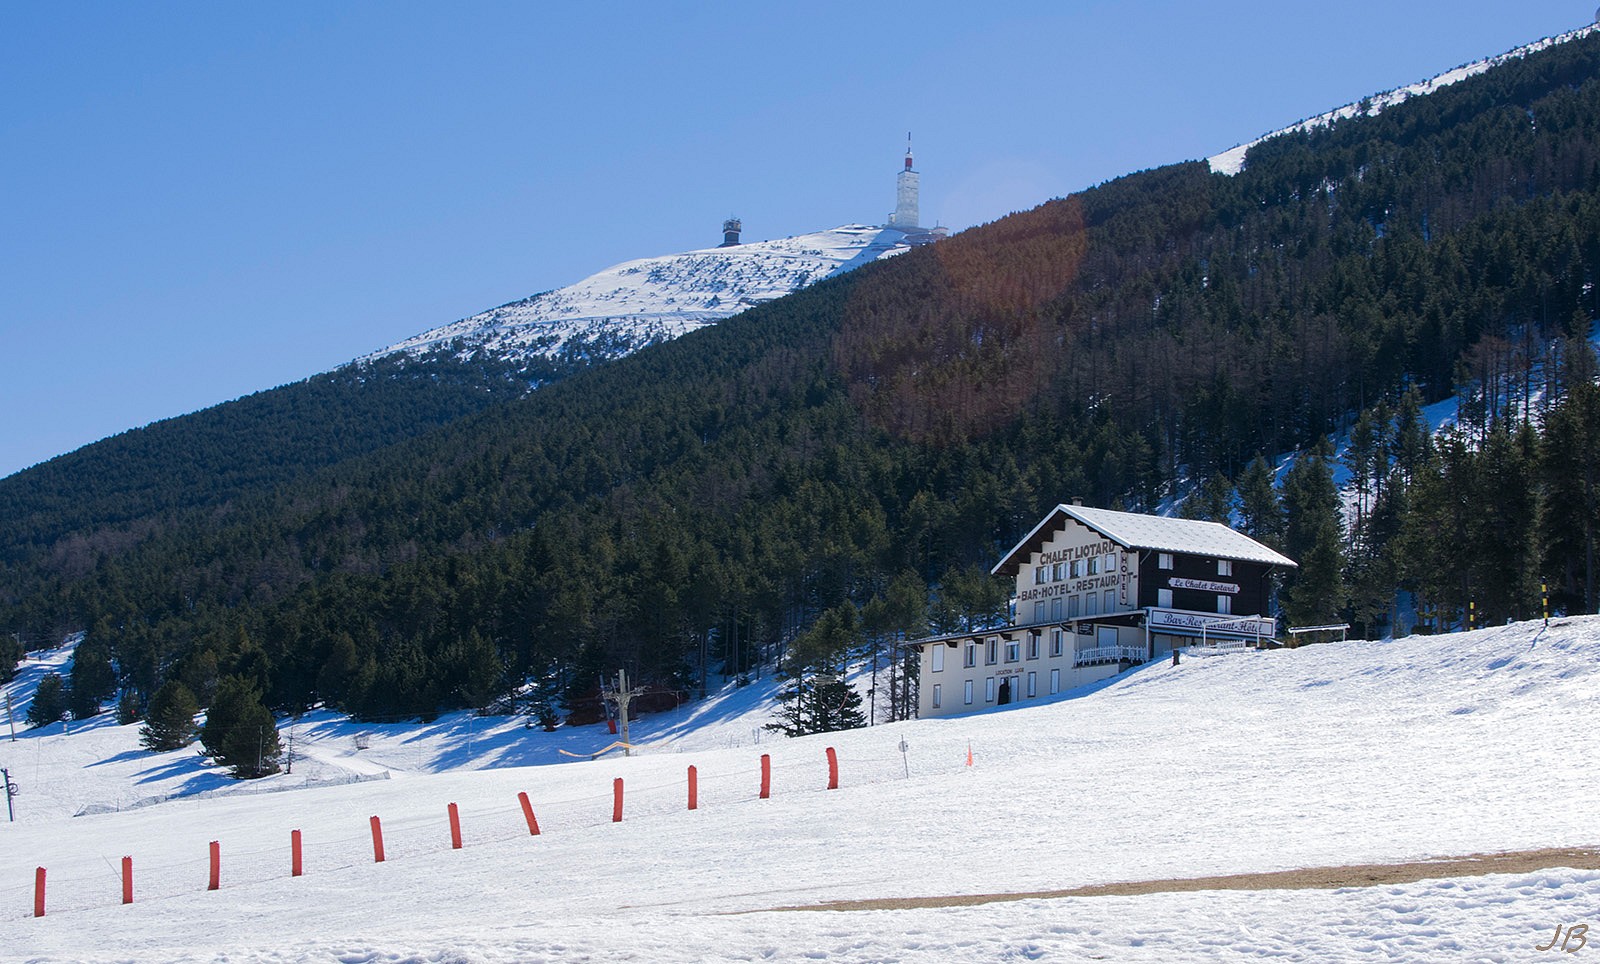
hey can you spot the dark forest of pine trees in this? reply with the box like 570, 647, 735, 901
2, 30, 1600, 737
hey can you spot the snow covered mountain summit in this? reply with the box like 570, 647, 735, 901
361, 224, 911, 369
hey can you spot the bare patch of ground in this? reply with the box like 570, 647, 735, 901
753, 846, 1600, 913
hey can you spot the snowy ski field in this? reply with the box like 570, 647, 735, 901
3, 618, 1598, 962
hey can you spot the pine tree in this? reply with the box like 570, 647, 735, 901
863, 571, 930, 723
116, 690, 141, 726
1345, 408, 1380, 524
200, 676, 282, 779
1179, 473, 1234, 523
1396, 432, 1477, 629
1541, 378, 1600, 614
928, 564, 1008, 634
139, 680, 199, 752
1345, 472, 1407, 638
26, 673, 67, 728
1391, 386, 1432, 485
768, 604, 866, 737
1235, 456, 1282, 549
0, 632, 20, 684
314, 632, 359, 708
1280, 442, 1346, 627
68, 633, 117, 720
1470, 423, 1538, 621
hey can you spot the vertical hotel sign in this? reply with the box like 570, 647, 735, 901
1119, 551, 1131, 606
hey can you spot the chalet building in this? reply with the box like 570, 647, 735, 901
905, 504, 1297, 718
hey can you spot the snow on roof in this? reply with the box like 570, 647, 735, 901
993, 504, 1297, 576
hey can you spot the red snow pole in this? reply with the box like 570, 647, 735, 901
759, 753, 771, 799
448, 802, 463, 850
121, 856, 133, 905
687, 765, 699, 810
33, 867, 45, 918
370, 816, 386, 863
208, 841, 220, 891
291, 830, 303, 877
518, 792, 541, 835
826, 747, 839, 790
612, 778, 624, 823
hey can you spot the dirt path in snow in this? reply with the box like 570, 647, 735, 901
758, 846, 1600, 912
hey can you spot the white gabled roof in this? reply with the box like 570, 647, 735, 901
993, 504, 1297, 576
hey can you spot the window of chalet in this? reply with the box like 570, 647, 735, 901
931, 645, 945, 672
1159, 553, 1174, 569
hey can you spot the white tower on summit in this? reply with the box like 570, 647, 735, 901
889, 132, 920, 231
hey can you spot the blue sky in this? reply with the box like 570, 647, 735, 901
1, 1, 1592, 479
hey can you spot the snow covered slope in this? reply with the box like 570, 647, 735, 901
5, 618, 1600, 960
362, 224, 910, 368
1209, 22, 1600, 176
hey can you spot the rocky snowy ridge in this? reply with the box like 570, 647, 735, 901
1208, 21, 1600, 176
360, 224, 910, 369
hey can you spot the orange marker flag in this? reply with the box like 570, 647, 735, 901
966, 742, 973, 767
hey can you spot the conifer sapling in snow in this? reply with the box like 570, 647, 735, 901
140, 680, 200, 752
200, 676, 282, 779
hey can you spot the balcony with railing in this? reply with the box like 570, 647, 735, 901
1074, 644, 1146, 667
